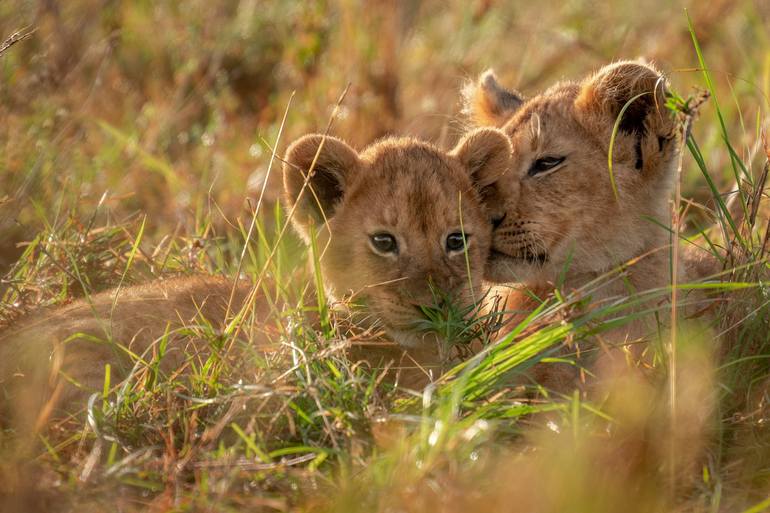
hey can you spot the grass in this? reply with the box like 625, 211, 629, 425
1, 1, 770, 512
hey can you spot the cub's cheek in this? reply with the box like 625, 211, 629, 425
473, 244, 489, 262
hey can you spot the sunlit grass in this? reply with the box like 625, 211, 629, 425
1, 2, 769, 512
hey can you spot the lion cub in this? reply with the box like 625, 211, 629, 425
0, 128, 511, 429
465, 60, 718, 304
464, 61, 722, 385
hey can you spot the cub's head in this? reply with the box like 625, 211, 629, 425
465, 61, 680, 284
283, 129, 511, 347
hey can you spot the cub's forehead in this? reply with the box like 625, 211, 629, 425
505, 84, 582, 150
369, 144, 461, 181
348, 143, 478, 228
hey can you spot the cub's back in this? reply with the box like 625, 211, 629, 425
0, 275, 260, 430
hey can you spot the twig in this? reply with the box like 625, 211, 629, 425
226, 91, 295, 319
0, 26, 36, 58
668, 107, 696, 502
226, 83, 351, 344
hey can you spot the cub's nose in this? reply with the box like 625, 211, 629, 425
492, 212, 507, 229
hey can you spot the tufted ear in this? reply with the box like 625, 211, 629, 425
283, 134, 360, 241
451, 128, 513, 222
575, 60, 674, 137
462, 69, 525, 127
575, 60, 679, 173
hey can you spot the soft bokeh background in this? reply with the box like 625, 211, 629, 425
1, 2, 769, 512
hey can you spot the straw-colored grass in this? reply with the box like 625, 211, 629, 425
1, 2, 769, 511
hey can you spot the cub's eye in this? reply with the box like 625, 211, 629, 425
445, 232, 469, 253
370, 232, 398, 255
528, 156, 565, 176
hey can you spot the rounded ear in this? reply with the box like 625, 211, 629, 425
452, 127, 512, 185
283, 134, 360, 241
451, 128, 513, 222
575, 60, 679, 175
462, 69, 525, 127
575, 60, 674, 137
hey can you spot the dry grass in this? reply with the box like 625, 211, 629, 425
1, 1, 769, 512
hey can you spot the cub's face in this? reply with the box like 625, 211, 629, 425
283, 129, 511, 348
467, 62, 680, 285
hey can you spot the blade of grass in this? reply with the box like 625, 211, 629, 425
608, 91, 650, 202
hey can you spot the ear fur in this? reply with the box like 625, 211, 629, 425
462, 69, 525, 127
452, 128, 513, 222
452, 127, 512, 186
575, 60, 680, 175
575, 60, 674, 136
283, 134, 360, 241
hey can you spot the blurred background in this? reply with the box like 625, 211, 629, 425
1, 0, 768, 278
1, 3, 769, 511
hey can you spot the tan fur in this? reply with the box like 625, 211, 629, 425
0, 129, 512, 430
462, 69, 525, 128
466, 61, 712, 298
283, 129, 511, 346
0, 276, 259, 432
465, 61, 725, 390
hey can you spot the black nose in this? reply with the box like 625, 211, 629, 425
492, 213, 507, 229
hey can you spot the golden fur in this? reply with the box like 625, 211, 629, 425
464, 61, 728, 391
0, 128, 513, 429
283, 128, 511, 347
466, 61, 716, 298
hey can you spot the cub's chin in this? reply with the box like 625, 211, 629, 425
485, 250, 550, 284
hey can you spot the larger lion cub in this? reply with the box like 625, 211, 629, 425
0, 128, 511, 429
465, 61, 714, 298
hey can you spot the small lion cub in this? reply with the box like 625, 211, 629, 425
1, 128, 512, 430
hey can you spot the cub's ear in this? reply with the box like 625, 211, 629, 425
283, 134, 360, 241
452, 127, 512, 185
575, 60, 674, 137
462, 69, 524, 127
451, 128, 513, 222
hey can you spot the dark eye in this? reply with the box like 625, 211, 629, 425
528, 156, 565, 176
370, 232, 398, 255
446, 232, 469, 253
